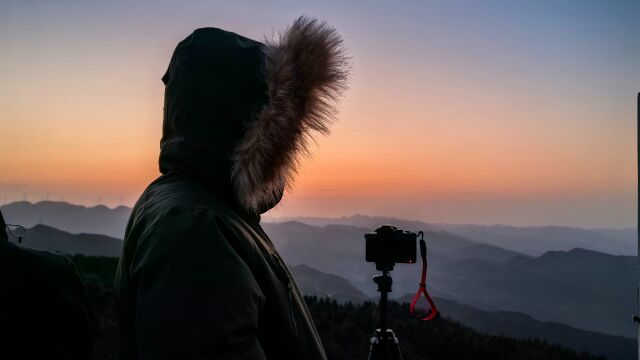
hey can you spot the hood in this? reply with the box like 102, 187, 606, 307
159, 16, 349, 214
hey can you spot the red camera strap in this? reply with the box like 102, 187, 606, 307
409, 236, 438, 321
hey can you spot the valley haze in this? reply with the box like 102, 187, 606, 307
3, 200, 637, 340
6, 217, 636, 359
2, 200, 635, 256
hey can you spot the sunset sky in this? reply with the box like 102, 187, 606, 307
1, 0, 638, 228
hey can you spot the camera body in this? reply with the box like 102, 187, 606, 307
365, 225, 417, 271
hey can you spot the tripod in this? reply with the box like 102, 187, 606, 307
368, 270, 403, 360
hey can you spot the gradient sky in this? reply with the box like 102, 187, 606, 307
1, 0, 638, 228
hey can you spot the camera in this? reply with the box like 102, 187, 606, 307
365, 225, 417, 271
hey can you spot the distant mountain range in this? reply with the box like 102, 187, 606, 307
273, 214, 636, 256
270, 261, 634, 359
262, 221, 637, 337
436, 223, 637, 256
2, 201, 635, 256
269, 214, 442, 233
436, 248, 637, 338
2, 201, 636, 338
1, 201, 130, 239
290, 264, 368, 303
11, 222, 635, 358
398, 294, 634, 360
289, 263, 634, 359
11, 224, 123, 257
261, 221, 528, 296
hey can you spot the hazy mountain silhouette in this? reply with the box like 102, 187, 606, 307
431, 248, 636, 338
263, 221, 526, 263
263, 221, 636, 338
1, 201, 130, 239
4, 201, 634, 255
273, 214, 636, 256
437, 223, 636, 256
74, 253, 608, 360
290, 264, 368, 303
3, 201, 634, 337
13, 224, 122, 257
262, 221, 527, 300
288, 263, 634, 359
397, 294, 634, 360
266, 214, 441, 232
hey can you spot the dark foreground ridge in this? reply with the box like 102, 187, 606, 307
75, 256, 603, 360
308, 298, 601, 360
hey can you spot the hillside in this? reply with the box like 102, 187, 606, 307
288, 262, 634, 359
262, 221, 526, 296
265, 221, 636, 337
290, 260, 636, 359
1, 201, 130, 239
399, 295, 634, 360
429, 248, 637, 337
266, 214, 441, 233
4, 202, 634, 256
71, 256, 606, 360
274, 214, 636, 256
290, 264, 368, 303
73, 256, 634, 359
18, 224, 123, 257
308, 298, 603, 360
16, 217, 634, 338
437, 223, 636, 256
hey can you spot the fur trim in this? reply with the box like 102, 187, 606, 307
231, 16, 350, 212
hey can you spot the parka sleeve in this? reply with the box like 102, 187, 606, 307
131, 208, 267, 360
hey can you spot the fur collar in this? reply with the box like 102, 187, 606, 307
231, 16, 350, 213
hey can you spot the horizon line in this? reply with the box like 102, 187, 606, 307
1, 199, 636, 231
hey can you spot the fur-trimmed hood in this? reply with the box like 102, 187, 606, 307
159, 17, 349, 214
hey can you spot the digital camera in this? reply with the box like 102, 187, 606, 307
365, 225, 417, 271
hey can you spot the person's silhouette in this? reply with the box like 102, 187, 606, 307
115, 16, 349, 360
0, 209, 95, 359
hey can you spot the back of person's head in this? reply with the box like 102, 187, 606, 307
159, 16, 350, 215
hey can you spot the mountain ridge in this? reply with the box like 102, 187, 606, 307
3, 201, 635, 337
17, 224, 122, 257
3, 201, 634, 256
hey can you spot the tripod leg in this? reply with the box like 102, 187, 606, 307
368, 329, 403, 360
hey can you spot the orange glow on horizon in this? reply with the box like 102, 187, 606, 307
1, 1, 637, 227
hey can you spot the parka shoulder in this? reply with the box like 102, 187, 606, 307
122, 174, 267, 282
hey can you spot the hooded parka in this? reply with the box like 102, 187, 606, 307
115, 17, 348, 360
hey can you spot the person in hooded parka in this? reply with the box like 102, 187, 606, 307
114, 16, 349, 360
0, 209, 95, 359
